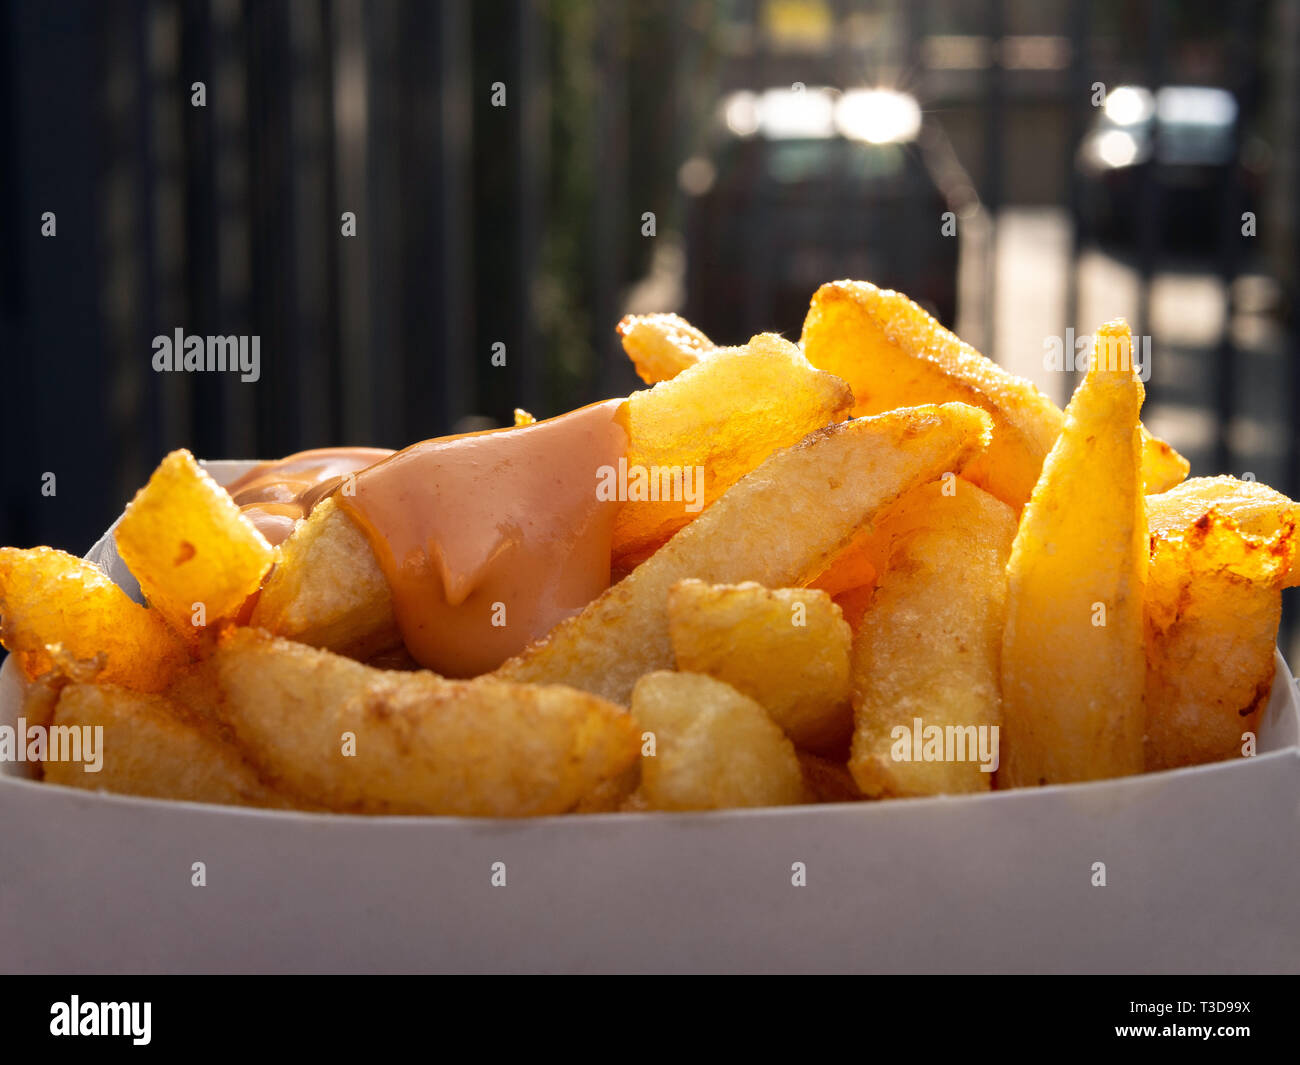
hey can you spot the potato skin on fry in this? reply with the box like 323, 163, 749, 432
850, 479, 1015, 797
0, 546, 189, 693
497, 402, 993, 705
800, 281, 1187, 507
1000, 323, 1147, 786
42, 682, 291, 808
631, 671, 804, 811
115, 449, 274, 644
667, 579, 852, 755
250, 496, 401, 661
213, 628, 640, 816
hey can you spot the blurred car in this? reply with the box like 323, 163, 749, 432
682, 87, 977, 341
1076, 85, 1264, 254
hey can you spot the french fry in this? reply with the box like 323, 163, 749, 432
667, 579, 852, 755
249, 496, 401, 660
849, 479, 1015, 797
497, 402, 993, 704
800, 280, 1188, 507
115, 449, 274, 644
214, 628, 640, 816
1144, 503, 1299, 770
617, 312, 715, 384
631, 671, 804, 811
1000, 322, 1147, 786
0, 546, 188, 692
42, 682, 291, 808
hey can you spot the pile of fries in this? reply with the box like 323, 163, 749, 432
3, 280, 1296, 815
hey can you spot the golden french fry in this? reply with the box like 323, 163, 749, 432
497, 402, 993, 704
850, 479, 1015, 797
1145, 505, 1298, 770
249, 496, 401, 660
115, 449, 274, 642
612, 333, 853, 565
214, 627, 640, 816
42, 682, 291, 808
667, 579, 852, 754
1000, 322, 1147, 786
617, 312, 714, 384
0, 546, 188, 692
631, 671, 804, 810
800, 280, 1188, 507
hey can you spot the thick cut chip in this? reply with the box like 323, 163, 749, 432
0, 547, 188, 692
1000, 322, 1147, 786
497, 402, 993, 704
250, 496, 401, 660
612, 333, 853, 564
849, 480, 1015, 797
667, 579, 852, 754
800, 280, 1188, 506
115, 449, 275, 643
42, 682, 291, 808
214, 628, 640, 816
617, 312, 715, 384
1145, 507, 1297, 770
1148, 476, 1300, 585
631, 671, 804, 811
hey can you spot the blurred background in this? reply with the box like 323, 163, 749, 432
3, 0, 1300, 640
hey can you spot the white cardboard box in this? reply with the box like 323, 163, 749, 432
1, 461, 1298, 974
